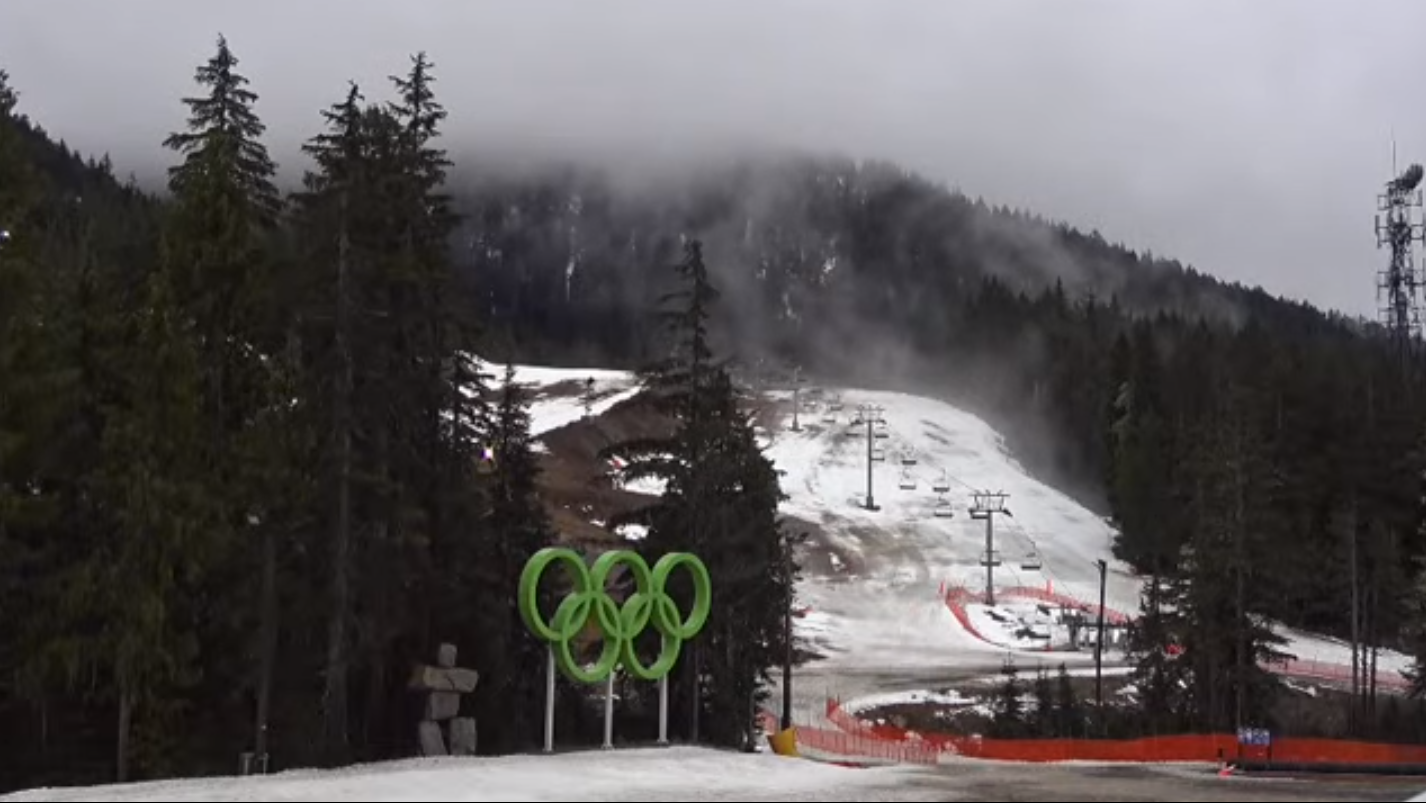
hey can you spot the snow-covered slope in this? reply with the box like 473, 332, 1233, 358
765, 388, 1138, 672
474, 360, 642, 439
0, 747, 916, 802
473, 363, 1408, 696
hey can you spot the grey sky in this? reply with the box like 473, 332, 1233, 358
1, 0, 1420, 317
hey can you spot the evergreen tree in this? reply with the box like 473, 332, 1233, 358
1170, 373, 1290, 732
93, 272, 211, 781
160, 34, 287, 762
0, 66, 44, 563
1125, 573, 1185, 734
161, 32, 281, 436
1054, 662, 1082, 738
1106, 323, 1175, 572
1400, 555, 1426, 699
990, 656, 1024, 737
600, 239, 791, 748
469, 362, 553, 753
291, 81, 367, 765
1031, 666, 1054, 737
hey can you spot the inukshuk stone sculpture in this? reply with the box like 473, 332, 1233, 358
410, 642, 479, 756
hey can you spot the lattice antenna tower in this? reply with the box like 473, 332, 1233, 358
1374, 159, 1426, 350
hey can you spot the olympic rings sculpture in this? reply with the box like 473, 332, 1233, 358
517, 547, 712, 683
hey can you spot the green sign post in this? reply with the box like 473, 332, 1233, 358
518, 546, 711, 751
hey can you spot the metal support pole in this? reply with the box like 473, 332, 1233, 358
603, 674, 614, 749
544, 647, 556, 753
782, 587, 794, 731
658, 675, 669, 745
865, 412, 875, 510
984, 514, 995, 607
792, 383, 801, 431
1095, 558, 1107, 723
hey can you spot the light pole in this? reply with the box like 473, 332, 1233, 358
789, 365, 805, 432
1094, 558, 1107, 726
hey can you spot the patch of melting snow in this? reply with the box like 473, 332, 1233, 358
617, 522, 649, 542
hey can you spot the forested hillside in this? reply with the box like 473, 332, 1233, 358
0, 41, 792, 790
4, 29, 1426, 791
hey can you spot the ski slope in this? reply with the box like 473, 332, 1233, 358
474, 362, 1410, 695
0, 747, 921, 802
473, 359, 643, 439
765, 388, 1138, 673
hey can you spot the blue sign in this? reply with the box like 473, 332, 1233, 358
1236, 727, 1271, 746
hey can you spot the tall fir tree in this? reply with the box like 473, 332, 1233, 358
1054, 662, 1083, 738
470, 362, 555, 753
1125, 573, 1186, 734
1169, 370, 1289, 732
0, 67, 44, 571
990, 656, 1024, 737
1031, 666, 1054, 737
160, 33, 287, 762
161, 32, 281, 437
600, 239, 792, 747
292, 81, 367, 765
93, 271, 211, 781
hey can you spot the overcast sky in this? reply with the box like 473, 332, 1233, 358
2, 0, 1420, 317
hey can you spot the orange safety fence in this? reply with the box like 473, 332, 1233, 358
939, 584, 1408, 691
1266, 656, 1411, 691
996, 584, 1131, 625
941, 587, 985, 641
756, 707, 939, 764
824, 698, 1426, 765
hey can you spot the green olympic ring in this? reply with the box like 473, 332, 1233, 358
517, 547, 712, 683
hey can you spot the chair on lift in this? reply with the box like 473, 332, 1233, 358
899, 469, 917, 490
933, 494, 954, 518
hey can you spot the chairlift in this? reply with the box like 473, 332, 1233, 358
850, 413, 865, 427
899, 470, 917, 490
932, 470, 951, 494
874, 428, 890, 439
901, 451, 918, 466
1020, 551, 1043, 571
932, 495, 954, 518
871, 447, 886, 461
979, 551, 1003, 568
822, 409, 836, 424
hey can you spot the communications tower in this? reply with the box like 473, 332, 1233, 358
1375, 161, 1426, 357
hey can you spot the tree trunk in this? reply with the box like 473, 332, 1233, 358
116, 687, 133, 783
255, 525, 278, 764
1232, 419, 1246, 733
1348, 497, 1360, 733
322, 191, 354, 765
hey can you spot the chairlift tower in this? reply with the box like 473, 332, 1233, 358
789, 365, 807, 432
858, 403, 886, 510
969, 491, 1011, 606
1375, 160, 1426, 363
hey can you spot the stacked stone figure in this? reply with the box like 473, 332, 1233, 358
410, 642, 479, 756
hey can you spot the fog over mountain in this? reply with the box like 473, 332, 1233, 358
4, 0, 1424, 316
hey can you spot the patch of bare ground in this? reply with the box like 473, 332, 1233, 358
533, 393, 670, 549
534, 385, 831, 555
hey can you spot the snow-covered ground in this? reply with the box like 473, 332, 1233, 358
0, 747, 923, 803
757, 384, 1413, 709
763, 388, 1137, 690
489, 365, 1413, 698
472, 359, 643, 439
